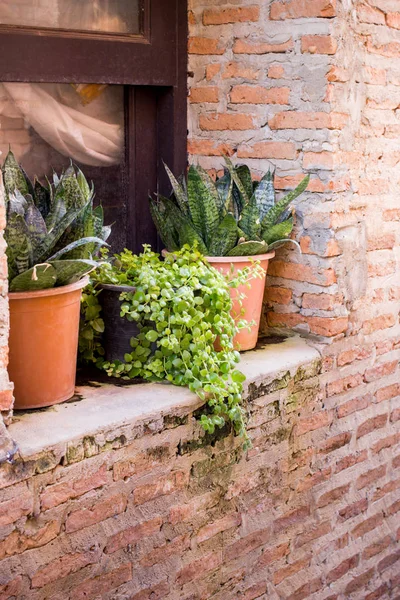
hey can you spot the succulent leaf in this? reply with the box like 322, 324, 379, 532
253, 170, 275, 221
187, 165, 220, 247
163, 162, 189, 215
227, 240, 268, 256
50, 259, 97, 286
2, 150, 29, 201
208, 213, 238, 256
10, 263, 57, 292
262, 218, 293, 245
261, 175, 309, 232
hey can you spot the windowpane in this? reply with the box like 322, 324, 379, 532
0, 82, 127, 251
0, 0, 141, 35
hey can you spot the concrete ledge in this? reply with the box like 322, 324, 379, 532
8, 336, 320, 461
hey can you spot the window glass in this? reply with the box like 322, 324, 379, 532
0, 82, 126, 250
0, 0, 140, 35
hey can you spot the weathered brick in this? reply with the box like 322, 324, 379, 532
238, 141, 296, 160
271, 0, 336, 19
188, 37, 225, 55
189, 86, 219, 103
364, 361, 397, 383
352, 513, 384, 538
295, 520, 331, 547
335, 450, 368, 473
230, 85, 290, 104
224, 528, 271, 562
357, 465, 387, 490
363, 535, 392, 560
345, 568, 375, 594
41, 464, 110, 510
269, 111, 348, 130
203, 6, 260, 25
196, 512, 241, 543
339, 498, 368, 522
326, 553, 360, 584
356, 413, 388, 439
0, 492, 33, 526
134, 471, 188, 504
199, 112, 254, 131
296, 410, 334, 435
317, 483, 350, 508
66, 493, 127, 533
73, 563, 132, 600
337, 395, 370, 418
176, 551, 222, 585
106, 517, 163, 554
273, 506, 310, 533
318, 432, 351, 454
233, 38, 294, 54
301, 35, 337, 54
32, 551, 98, 588
272, 556, 310, 585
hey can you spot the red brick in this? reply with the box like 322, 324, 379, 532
357, 4, 386, 24
197, 512, 241, 543
297, 410, 334, 435
272, 556, 310, 585
189, 86, 219, 103
301, 35, 337, 54
66, 493, 127, 533
363, 535, 392, 560
345, 568, 375, 594
365, 361, 397, 383
302, 292, 338, 310
287, 578, 323, 600
393, 453, 400, 469
356, 413, 387, 439
335, 450, 368, 473
134, 471, 188, 504
387, 498, 400, 516
0, 390, 13, 411
256, 542, 290, 567
339, 498, 368, 522
378, 550, 400, 572
199, 112, 254, 131
368, 233, 396, 251
176, 551, 222, 585
238, 141, 296, 160
326, 553, 360, 584
337, 395, 370, 418
222, 61, 260, 80
364, 66, 387, 85
74, 563, 132, 600
271, 0, 336, 19
230, 85, 290, 105
0, 492, 32, 526
383, 208, 400, 221
32, 551, 97, 588
337, 346, 372, 366
303, 151, 336, 170
0, 576, 22, 600
317, 483, 350, 508
297, 467, 332, 492
295, 520, 331, 547
269, 111, 347, 130
327, 66, 349, 82
188, 139, 234, 157
362, 314, 396, 334
106, 517, 163, 554
373, 478, 400, 502
41, 464, 110, 510
352, 513, 384, 538
188, 37, 225, 55
203, 6, 260, 25
268, 64, 285, 78
387, 12, 400, 29
391, 407, 400, 421
365, 584, 390, 600
319, 433, 352, 455
327, 373, 363, 396
357, 465, 386, 490
205, 63, 221, 81
0, 520, 60, 560
140, 534, 190, 568
224, 528, 271, 562
233, 38, 294, 54
128, 581, 170, 600
273, 505, 310, 533
372, 433, 400, 454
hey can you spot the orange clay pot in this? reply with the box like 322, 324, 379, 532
206, 252, 275, 352
8, 277, 89, 410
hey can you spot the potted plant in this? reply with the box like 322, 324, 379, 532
80, 245, 251, 443
2, 151, 110, 409
149, 157, 310, 351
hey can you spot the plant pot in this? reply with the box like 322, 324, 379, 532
9, 277, 89, 410
206, 252, 275, 352
98, 284, 139, 362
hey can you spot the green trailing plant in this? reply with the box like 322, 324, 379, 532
2, 150, 110, 292
149, 157, 310, 257
80, 245, 259, 445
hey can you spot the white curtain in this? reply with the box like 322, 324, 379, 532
0, 82, 124, 166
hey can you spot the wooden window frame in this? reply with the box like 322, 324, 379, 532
0, 0, 188, 252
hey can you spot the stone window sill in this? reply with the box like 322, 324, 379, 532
8, 336, 320, 464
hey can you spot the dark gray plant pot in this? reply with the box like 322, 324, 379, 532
98, 283, 139, 363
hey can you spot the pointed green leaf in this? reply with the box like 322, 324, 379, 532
235, 165, 253, 201
207, 213, 238, 256
76, 168, 92, 202
238, 197, 261, 240
261, 175, 309, 231
253, 170, 275, 221
34, 178, 51, 219
227, 240, 268, 256
163, 162, 189, 215
5, 213, 29, 280
61, 165, 86, 209
48, 236, 108, 261
149, 196, 180, 251
15, 236, 32, 274
179, 222, 208, 254
187, 165, 219, 247
224, 156, 250, 205
50, 259, 97, 286
24, 203, 47, 256
10, 263, 57, 292
262, 218, 293, 245
2, 150, 29, 200
215, 171, 233, 217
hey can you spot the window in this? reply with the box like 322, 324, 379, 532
0, 0, 187, 252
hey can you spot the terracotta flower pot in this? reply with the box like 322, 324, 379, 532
8, 277, 89, 410
206, 252, 275, 351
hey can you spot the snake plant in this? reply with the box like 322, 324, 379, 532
149, 157, 309, 257
2, 150, 111, 292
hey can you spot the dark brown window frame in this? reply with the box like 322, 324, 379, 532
0, 0, 188, 252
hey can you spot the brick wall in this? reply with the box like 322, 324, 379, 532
1, 355, 400, 599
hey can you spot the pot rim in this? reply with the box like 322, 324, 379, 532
98, 283, 136, 293
205, 251, 275, 264
9, 276, 90, 300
